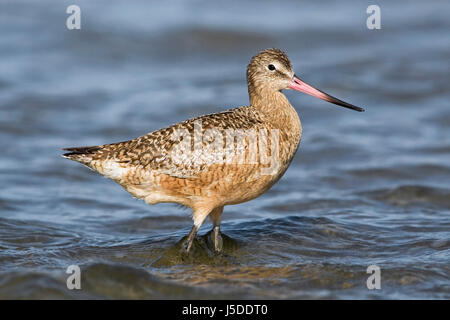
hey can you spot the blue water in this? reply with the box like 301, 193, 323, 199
0, 0, 449, 299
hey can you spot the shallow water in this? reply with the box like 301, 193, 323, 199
0, 0, 449, 299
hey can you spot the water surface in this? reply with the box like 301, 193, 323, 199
0, 0, 449, 299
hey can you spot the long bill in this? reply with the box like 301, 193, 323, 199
288, 75, 364, 112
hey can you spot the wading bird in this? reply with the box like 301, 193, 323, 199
63, 48, 364, 253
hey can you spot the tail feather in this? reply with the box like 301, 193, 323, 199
62, 145, 102, 163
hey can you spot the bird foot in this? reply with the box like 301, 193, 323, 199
182, 240, 192, 253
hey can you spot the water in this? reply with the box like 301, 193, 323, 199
0, 0, 449, 299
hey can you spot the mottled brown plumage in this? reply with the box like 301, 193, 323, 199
63, 48, 363, 253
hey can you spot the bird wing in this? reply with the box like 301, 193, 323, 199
63, 106, 266, 180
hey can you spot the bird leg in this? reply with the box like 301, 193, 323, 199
183, 206, 223, 253
208, 207, 224, 253
183, 225, 198, 253
211, 225, 223, 253
183, 207, 211, 253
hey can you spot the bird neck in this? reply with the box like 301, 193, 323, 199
249, 87, 302, 163
249, 88, 300, 127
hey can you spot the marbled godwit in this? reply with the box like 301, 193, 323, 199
63, 48, 364, 253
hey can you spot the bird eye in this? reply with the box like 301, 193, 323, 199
268, 64, 276, 71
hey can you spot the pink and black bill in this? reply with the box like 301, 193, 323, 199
289, 75, 364, 112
